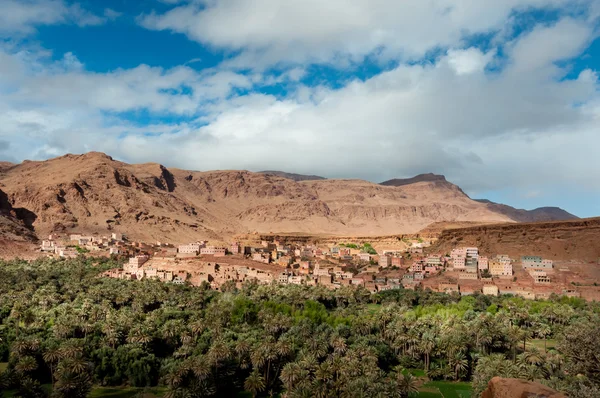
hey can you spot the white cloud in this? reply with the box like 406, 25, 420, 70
5, 16, 598, 195
139, 0, 594, 68
0, 0, 111, 35
507, 18, 594, 75
446, 48, 496, 75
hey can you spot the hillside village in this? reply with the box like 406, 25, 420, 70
39, 233, 600, 301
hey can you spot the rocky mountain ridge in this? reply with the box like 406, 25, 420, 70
0, 152, 580, 243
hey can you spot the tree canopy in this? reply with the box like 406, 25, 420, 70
0, 257, 598, 397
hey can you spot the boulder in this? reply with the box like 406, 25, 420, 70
481, 377, 566, 398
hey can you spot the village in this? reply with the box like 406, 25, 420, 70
39, 233, 598, 300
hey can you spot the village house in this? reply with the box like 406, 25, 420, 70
424, 265, 440, 275
453, 257, 466, 269
318, 275, 333, 285
482, 284, 499, 296
277, 256, 292, 267
531, 270, 551, 284
339, 248, 351, 257
179, 242, 202, 255
411, 262, 424, 272
364, 281, 378, 294
288, 275, 303, 285
391, 256, 405, 267
489, 257, 513, 277
252, 252, 271, 264
278, 272, 290, 284
466, 247, 479, 258
359, 252, 371, 262
58, 248, 78, 258
379, 255, 392, 268
41, 240, 56, 252
478, 256, 489, 270
351, 277, 366, 286
439, 283, 460, 294
230, 242, 241, 254
200, 246, 227, 257
458, 271, 478, 280
124, 255, 149, 272
314, 267, 332, 277
460, 286, 480, 296
426, 255, 443, 267
522, 256, 553, 270
451, 247, 466, 261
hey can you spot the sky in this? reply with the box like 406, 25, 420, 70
0, 0, 599, 217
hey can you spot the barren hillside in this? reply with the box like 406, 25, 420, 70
0, 152, 581, 243
428, 217, 600, 261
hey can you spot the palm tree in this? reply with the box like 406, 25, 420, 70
43, 347, 62, 386
395, 369, 419, 398
536, 323, 552, 352
244, 370, 266, 398
449, 352, 468, 381
15, 356, 38, 375
418, 332, 436, 370
280, 362, 302, 391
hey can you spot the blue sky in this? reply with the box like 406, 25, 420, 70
0, 0, 599, 217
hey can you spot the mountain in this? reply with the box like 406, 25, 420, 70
473, 199, 578, 222
259, 171, 326, 181
0, 152, 580, 243
383, 175, 578, 223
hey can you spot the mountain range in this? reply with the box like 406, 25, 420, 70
0, 152, 577, 243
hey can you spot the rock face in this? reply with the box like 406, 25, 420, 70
429, 217, 600, 261
481, 377, 565, 398
0, 152, 581, 243
0, 188, 37, 242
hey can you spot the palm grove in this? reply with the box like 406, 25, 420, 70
0, 257, 599, 397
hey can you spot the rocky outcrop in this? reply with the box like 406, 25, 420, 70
0, 188, 37, 242
429, 217, 600, 261
481, 377, 565, 398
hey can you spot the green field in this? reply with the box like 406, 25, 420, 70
527, 338, 557, 351
419, 381, 472, 398
408, 368, 426, 377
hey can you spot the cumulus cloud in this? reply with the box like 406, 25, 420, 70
3, 16, 598, 197
446, 48, 496, 75
139, 0, 594, 68
0, 0, 112, 35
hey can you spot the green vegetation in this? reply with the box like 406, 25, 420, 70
339, 242, 377, 254
420, 381, 472, 398
74, 245, 90, 254
0, 257, 599, 397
